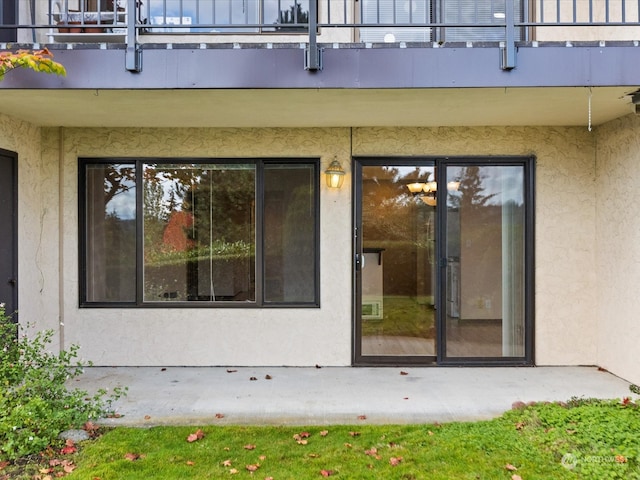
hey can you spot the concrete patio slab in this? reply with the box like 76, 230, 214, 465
74, 366, 634, 427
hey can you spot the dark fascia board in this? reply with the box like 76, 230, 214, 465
1, 42, 640, 90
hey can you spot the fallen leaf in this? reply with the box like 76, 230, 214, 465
319, 430, 329, 437
265, 374, 272, 380
308, 453, 320, 458
400, 371, 409, 375
63, 464, 76, 473
428, 431, 434, 436
511, 475, 523, 480
250, 377, 258, 381
83, 421, 99, 433
505, 464, 518, 471
515, 422, 525, 430
215, 413, 225, 419
60, 439, 77, 455
320, 469, 334, 477
389, 456, 403, 466
297, 439, 308, 445
144, 415, 151, 420
358, 415, 367, 420
187, 429, 205, 443
226, 369, 238, 373
124, 453, 140, 461
259, 455, 266, 461
344, 443, 352, 448
186, 461, 194, 466
244, 444, 256, 450
315, 364, 322, 369
403, 397, 409, 400
365, 447, 378, 456
161, 367, 167, 371
229, 468, 238, 474
349, 431, 360, 437
0, 461, 9, 470
246, 464, 260, 472
222, 459, 233, 467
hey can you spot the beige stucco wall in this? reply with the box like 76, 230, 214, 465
595, 114, 640, 385
0, 119, 607, 368
53, 127, 354, 366
0, 114, 61, 350
355, 126, 599, 367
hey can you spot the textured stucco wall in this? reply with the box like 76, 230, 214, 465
2, 122, 604, 367
57, 127, 353, 366
595, 114, 640, 385
0, 115, 60, 350
354, 126, 599, 367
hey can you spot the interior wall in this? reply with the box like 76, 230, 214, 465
595, 114, 640, 385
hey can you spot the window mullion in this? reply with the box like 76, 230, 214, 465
136, 160, 144, 305
256, 160, 265, 306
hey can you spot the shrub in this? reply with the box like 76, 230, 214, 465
0, 303, 125, 460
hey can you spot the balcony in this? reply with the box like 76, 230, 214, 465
0, 1, 638, 77
4, 1, 640, 49
2, 1, 640, 129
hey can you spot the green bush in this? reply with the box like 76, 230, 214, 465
0, 303, 125, 460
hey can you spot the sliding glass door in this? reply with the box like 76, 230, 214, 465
354, 157, 533, 365
355, 162, 438, 363
440, 162, 532, 363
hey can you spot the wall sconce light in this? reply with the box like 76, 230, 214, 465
325, 159, 345, 189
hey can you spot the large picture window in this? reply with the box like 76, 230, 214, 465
80, 159, 319, 307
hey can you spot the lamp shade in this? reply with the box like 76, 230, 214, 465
325, 159, 345, 188
406, 182, 426, 194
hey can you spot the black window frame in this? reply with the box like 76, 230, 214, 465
79, 157, 320, 308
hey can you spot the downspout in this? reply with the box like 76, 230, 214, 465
58, 127, 65, 353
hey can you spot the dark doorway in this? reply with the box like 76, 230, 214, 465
0, 149, 18, 320
0, 0, 18, 42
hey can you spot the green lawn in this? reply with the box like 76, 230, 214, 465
6, 398, 639, 479
362, 295, 435, 338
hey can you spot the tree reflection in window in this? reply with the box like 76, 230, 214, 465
143, 164, 256, 302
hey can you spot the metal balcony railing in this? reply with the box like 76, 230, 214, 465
2, 1, 640, 72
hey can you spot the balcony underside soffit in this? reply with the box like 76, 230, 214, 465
0, 86, 635, 128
